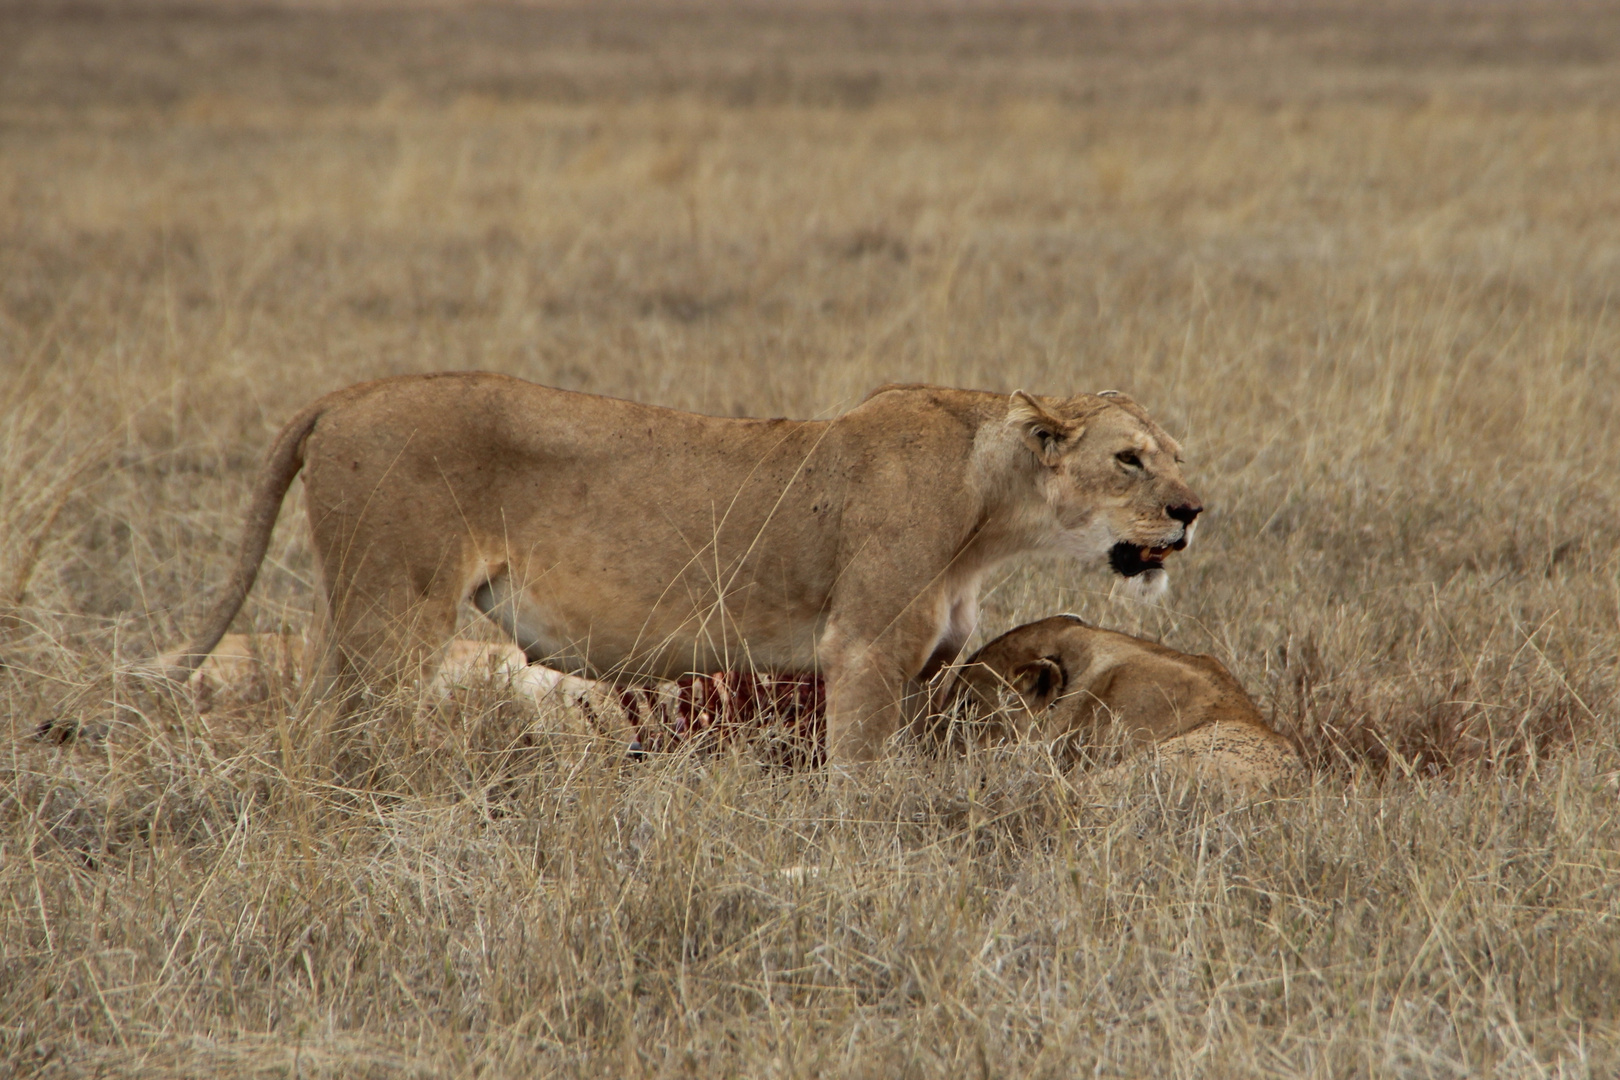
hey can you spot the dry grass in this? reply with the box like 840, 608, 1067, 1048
3, 2, 1620, 1075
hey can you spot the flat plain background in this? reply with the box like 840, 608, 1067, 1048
2, 2, 1619, 1076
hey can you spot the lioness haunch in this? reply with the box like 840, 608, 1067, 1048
169, 375, 1202, 768
167, 616, 1301, 789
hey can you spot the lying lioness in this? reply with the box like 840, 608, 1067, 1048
930, 614, 1303, 788
168, 615, 1300, 788
166, 375, 1203, 768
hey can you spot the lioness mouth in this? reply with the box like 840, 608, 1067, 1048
1109, 541, 1177, 578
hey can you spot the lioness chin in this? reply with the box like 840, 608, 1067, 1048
170, 375, 1201, 768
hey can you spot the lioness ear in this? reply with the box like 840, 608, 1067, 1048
1009, 390, 1081, 467
1011, 656, 1065, 708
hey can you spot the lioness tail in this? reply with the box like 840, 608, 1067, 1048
165, 400, 326, 683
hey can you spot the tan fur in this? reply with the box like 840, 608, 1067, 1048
932, 614, 1304, 790
170, 375, 1201, 767
171, 617, 1298, 790
163, 632, 544, 709
165, 631, 307, 710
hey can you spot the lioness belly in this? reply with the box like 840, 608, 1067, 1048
471, 563, 825, 683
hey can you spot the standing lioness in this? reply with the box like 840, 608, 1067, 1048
171, 375, 1201, 766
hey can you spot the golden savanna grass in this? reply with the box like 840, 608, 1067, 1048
3, 2, 1620, 1075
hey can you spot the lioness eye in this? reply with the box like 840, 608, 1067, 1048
1116, 451, 1143, 469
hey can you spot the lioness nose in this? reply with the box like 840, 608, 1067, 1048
1167, 502, 1202, 525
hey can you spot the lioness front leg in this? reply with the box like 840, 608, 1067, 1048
822, 652, 909, 765
820, 605, 950, 767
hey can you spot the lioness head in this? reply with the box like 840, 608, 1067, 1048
929, 613, 1248, 747
1008, 389, 1202, 599
927, 614, 1303, 789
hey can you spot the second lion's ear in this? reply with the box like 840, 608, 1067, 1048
1009, 390, 1081, 467
1011, 656, 1065, 708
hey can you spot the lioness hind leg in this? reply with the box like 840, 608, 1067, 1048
314, 576, 465, 708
